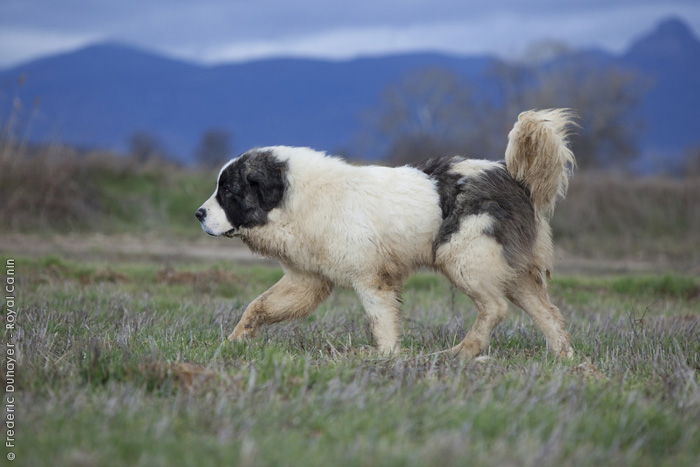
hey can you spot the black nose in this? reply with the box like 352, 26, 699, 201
195, 208, 206, 222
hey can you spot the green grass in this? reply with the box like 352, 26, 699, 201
0, 148, 216, 235
550, 273, 700, 306
2, 255, 700, 466
92, 167, 215, 236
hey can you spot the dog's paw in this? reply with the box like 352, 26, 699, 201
558, 345, 575, 360
450, 341, 481, 360
228, 323, 255, 342
376, 343, 402, 356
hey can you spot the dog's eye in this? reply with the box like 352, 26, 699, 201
220, 186, 232, 196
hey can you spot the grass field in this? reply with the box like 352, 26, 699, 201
2, 252, 699, 466
1, 143, 699, 466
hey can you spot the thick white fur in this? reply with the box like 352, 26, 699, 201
223, 110, 576, 359
238, 147, 442, 285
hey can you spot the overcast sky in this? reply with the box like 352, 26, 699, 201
1, 0, 699, 68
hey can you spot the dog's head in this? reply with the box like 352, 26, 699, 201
196, 149, 287, 237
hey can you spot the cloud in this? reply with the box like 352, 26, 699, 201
174, 4, 700, 64
1, 0, 699, 67
0, 28, 103, 67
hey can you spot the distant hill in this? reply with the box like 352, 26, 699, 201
1, 17, 699, 169
622, 18, 700, 164
0, 46, 493, 160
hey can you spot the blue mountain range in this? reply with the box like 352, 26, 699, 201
1, 17, 698, 170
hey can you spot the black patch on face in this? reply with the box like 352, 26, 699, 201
414, 157, 537, 269
216, 149, 288, 230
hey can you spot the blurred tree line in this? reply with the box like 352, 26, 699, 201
127, 129, 233, 169
5, 46, 697, 175
363, 43, 647, 170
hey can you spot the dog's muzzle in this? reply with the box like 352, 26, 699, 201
195, 207, 237, 237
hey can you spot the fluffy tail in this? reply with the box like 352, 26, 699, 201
505, 109, 577, 217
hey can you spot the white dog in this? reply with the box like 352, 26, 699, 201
196, 109, 576, 359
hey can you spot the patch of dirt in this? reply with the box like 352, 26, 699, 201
0, 232, 270, 264
139, 360, 235, 391
570, 360, 607, 380
156, 267, 246, 287
81, 268, 131, 284
552, 246, 696, 275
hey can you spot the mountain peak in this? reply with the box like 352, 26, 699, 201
656, 17, 695, 39
625, 16, 700, 62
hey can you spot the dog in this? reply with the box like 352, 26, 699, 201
196, 109, 576, 359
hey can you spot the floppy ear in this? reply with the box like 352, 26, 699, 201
247, 157, 286, 212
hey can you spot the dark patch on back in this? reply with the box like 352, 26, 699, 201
413, 156, 463, 219
217, 149, 288, 229
414, 157, 537, 269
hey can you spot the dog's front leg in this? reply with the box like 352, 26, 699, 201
229, 271, 332, 341
356, 284, 403, 354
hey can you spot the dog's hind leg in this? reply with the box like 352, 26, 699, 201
229, 271, 332, 341
508, 270, 573, 359
451, 291, 508, 359
436, 227, 513, 359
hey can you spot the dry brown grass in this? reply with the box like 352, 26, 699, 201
0, 141, 208, 233
552, 172, 700, 265
0, 143, 102, 230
